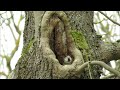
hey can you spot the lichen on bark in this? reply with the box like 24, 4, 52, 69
71, 30, 89, 50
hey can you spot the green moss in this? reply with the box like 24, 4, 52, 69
71, 30, 89, 50
21, 38, 35, 57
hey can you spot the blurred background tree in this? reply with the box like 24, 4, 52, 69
0, 11, 120, 79
0, 11, 25, 79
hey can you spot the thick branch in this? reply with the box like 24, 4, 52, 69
100, 42, 120, 63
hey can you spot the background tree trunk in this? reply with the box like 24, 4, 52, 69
12, 11, 120, 79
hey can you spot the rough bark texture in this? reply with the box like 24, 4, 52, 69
11, 11, 120, 79
65, 11, 101, 78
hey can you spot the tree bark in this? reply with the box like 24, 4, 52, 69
11, 11, 120, 79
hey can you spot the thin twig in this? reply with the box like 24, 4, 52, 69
10, 11, 21, 35
94, 18, 107, 24
99, 11, 120, 26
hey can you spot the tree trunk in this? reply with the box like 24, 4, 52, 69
10, 11, 120, 79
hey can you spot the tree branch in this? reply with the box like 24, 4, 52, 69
77, 61, 120, 78
100, 42, 120, 63
0, 72, 8, 77
99, 11, 120, 26
10, 11, 21, 35
100, 74, 115, 79
0, 35, 21, 72
17, 12, 24, 28
94, 18, 107, 24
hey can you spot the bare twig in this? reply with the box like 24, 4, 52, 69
17, 12, 24, 28
10, 11, 21, 35
94, 18, 107, 24
0, 35, 21, 72
99, 11, 120, 26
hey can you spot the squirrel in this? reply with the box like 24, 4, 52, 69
41, 11, 73, 65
